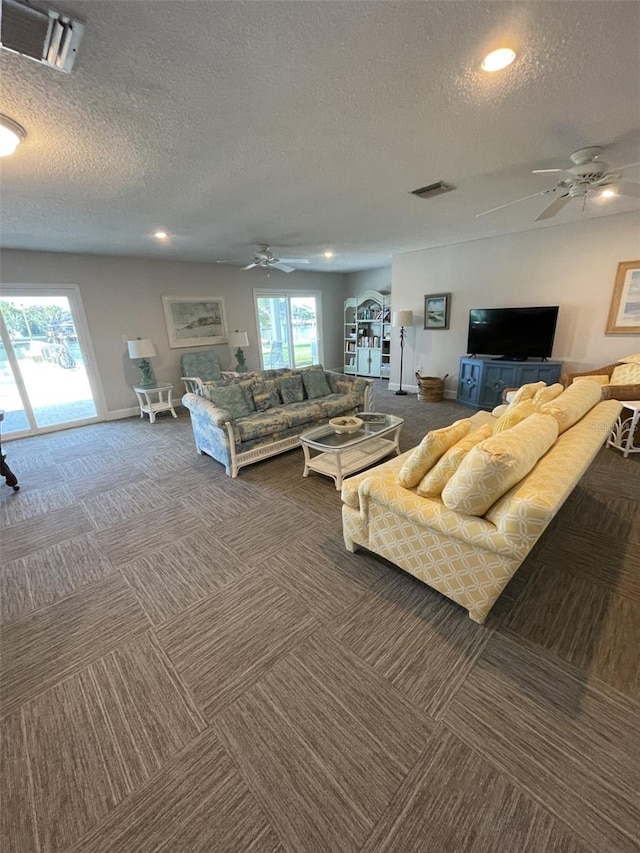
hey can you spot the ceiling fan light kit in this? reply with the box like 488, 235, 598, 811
477, 145, 640, 221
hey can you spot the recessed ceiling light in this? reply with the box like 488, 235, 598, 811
600, 189, 617, 198
0, 115, 26, 157
481, 48, 516, 73
323, 250, 334, 258
153, 231, 169, 241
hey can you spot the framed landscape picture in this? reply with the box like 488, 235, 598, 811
162, 296, 228, 348
606, 260, 640, 334
424, 293, 451, 329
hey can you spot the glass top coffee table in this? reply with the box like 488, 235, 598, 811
299, 412, 404, 490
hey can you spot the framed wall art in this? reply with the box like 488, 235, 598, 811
424, 293, 451, 329
606, 260, 640, 335
162, 296, 228, 348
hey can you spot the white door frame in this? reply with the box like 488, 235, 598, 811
0, 284, 107, 437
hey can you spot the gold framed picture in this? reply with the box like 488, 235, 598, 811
606, 260, 640, 335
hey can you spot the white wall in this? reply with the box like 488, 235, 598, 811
391, 212, 640, 395
1, 250, 346, 415
344, 267, 392, 299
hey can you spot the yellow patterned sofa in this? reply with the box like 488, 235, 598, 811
342, 386, 622, 624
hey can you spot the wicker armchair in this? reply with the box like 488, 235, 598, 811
560, 363, 640, 402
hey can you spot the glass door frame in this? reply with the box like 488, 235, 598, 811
253, 289, 324, 370
0, 284, 107, 438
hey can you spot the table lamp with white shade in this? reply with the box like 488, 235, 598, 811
228, 330, 250, 372
392, 310, 413, 396
127, 338, 157, 386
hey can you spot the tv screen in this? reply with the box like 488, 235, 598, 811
467, 306, 559, 360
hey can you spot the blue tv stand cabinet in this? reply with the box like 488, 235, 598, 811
457, 356, 562, 411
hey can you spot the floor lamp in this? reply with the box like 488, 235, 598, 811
392, 310, 413, 396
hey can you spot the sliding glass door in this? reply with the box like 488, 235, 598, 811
255, 291, 322, 370
0, 287, 103, 437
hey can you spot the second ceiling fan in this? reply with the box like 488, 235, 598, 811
477, 146, 640, 221
242, 245, 310, 273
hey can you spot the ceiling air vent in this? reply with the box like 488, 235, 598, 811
410, 181, 455, 199
1, 0, 84, 73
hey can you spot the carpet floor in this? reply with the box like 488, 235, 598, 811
1, 381, 639, 853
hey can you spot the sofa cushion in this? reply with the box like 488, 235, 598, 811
493, 399, 535, 434
531, 383, 564, 407
610, 362, 640, 384
618, 353, 640, 365
442, 413, 559, 516
278, 401, 325, 428
252, 379, 281, 412
280, 374, 304, 404
235, 410, 290, 441
507, 381, 546, 406
320, 393, 360, 419
538, 378, 602, 433
202, 382, 252, 418
398, 419, 472, 489
302, 368, 331, 399
417, 424, 493, 497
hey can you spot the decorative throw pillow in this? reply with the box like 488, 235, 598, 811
442, 413, 559, 517
203, 382, 252, 418
572, 375, 610, 386
252, 379, 281, 412
302, 369, 331, 399
531, 383, 564, 409
491, 404, 509, 417
237, 377, 257, 411
538, 378, 602, 434
417, 424, 493, 497
507, 381, 546, 406
610, 363, 640, 384
618, 353, 640, 365
398, 419, 471, 489
280, 374, 304, 404
492, 399, 535, 434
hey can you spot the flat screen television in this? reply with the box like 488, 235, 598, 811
467, 306, 559, 360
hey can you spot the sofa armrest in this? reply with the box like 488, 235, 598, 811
182, 392, 234, 429
560, 363, 617, 387
325, 370, 374, 410
601, 383, 640, 401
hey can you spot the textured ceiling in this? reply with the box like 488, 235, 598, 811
1, 0, 639, 272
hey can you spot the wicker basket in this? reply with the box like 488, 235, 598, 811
416, 373, 448, 402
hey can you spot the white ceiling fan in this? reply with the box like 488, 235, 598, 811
241, 244, 310, 273
477, 146, 640, 221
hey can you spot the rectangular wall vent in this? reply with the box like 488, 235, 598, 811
410, 181, 455, 199
1, 0, 84, 73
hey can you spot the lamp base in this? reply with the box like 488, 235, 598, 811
395, 389, 408, 396
138, 359, 156, 387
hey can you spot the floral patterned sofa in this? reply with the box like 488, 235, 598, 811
183, 364, 374, 478
342, 380, 622, 624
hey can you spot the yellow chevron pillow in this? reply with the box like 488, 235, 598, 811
538, 378, 602, 433
572, 375, 610, 386
610, 363, 640, 384
442, 413, 559, 516
507, 381, 546, 406
491, 403, 509, 417
398, 418, 471, 488
492, 399, 535, 434
531, 382, 564, 408
417, 424, 493, 497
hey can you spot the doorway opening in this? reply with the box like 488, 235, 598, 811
0, 287, 103, 438
254, 291, 322, 370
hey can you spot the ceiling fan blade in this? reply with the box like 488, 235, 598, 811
241, 262, 258, 270
613, 161, 640, 171
475, 190, 551, 218
532, 168, 564, 174
279, 258, 310, 264
272, 262, 295, 273
604, 181, 640, 198
535, 193, 571, 221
